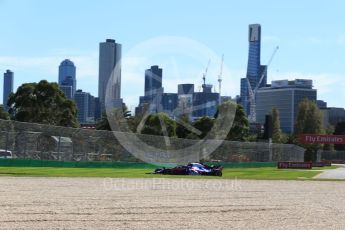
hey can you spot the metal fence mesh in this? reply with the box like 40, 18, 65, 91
0, 120, 305, 163
318, 150, 345, 161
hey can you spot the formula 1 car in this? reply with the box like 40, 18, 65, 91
152, 163, 223, 177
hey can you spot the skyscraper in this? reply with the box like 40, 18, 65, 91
145, 65, 163, 97
240, 24, 267, 116
136, 65, 163, 114
59, 85, 73, 100
3, 70, 14, 111
98, 39, 122, 110
145, 65, 163, 112
74, 89, 96, 124
58, 59, 76, 98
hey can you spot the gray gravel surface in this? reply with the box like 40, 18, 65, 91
0, 177, 345, 229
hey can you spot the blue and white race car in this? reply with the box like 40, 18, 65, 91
153, 163, 223, 176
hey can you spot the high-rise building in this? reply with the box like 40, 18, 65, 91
145, 65, 163, 97
145, 65, 163, 112
98, 39, 122, 111
3, 70, 14, 111
240, 24, 267, 116
74, 90, 89, 123
256, 79, 317, 134
177, 84, 194, 118
94, 97, 101, 121
74, 89, 96, 124
59, 85, 73, 100
176, 83, 219, 119
192, 92, 219, 118
317, 100, 327, 109
161, 93, 178, 116
321, 107, 345, 127
193, 83, 219, 119
88, 94, 95, 119
58, 59, 76, 98
136, 66, 164, 114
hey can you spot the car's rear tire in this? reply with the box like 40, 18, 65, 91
215, 171, 222, 177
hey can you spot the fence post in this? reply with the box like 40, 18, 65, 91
5, 131, 9, 152
71, 140, 74, 161
23, 132, 27, 156
268, 138, 273, 162
57, 136, 61, 161
316, 150, 322, 162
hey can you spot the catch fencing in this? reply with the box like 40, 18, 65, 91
317, 150, 345, 162
0, 119, 305, 164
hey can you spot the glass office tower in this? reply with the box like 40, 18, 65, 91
240, 24, 267, 116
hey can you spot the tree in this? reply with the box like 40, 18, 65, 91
295, 98, 323, 135
191, 117, 215, 139
96, 113, 111, 130
176, 114, 192, 138
122, 104, 132, 118
271, 107, 283, 143
140, 113, 177, 137
8, 80, 79, 127
294, 98, 323, 161
323, 126, 334, 151
96, 104, 131, 131
225, 103, 249, 141
0, 106, 10, 120
214, 102, 249, 141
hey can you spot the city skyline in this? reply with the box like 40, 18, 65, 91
1, 1, 345, 111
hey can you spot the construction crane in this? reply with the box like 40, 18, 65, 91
247, 46, 279, 122
202, 59, 211, 89
218, 54, 224, 104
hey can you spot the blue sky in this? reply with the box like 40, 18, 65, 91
1, 0, 345, 111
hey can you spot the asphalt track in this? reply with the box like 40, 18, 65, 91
314, 164, 345, 179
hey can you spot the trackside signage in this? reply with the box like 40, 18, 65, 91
299, 134, 345, 145
277, 162, 312, 169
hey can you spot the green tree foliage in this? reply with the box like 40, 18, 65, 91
294, 98, 323, 161
96, 113, 111, 131
322, 126, 334, 151
140, 113, 177, 137
7, 80, 79, 127
0, 106, 10, 120
295, 98, 323, 135
191, 116, 215, 139
125, 104, 150, 133
176, 114, 192, 138
285, 134, 296, 144
271, 107, 283, 143
96, 105, 132, 131
226, 103, 249, 141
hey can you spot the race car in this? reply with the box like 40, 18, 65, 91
152, 163, 223, 176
